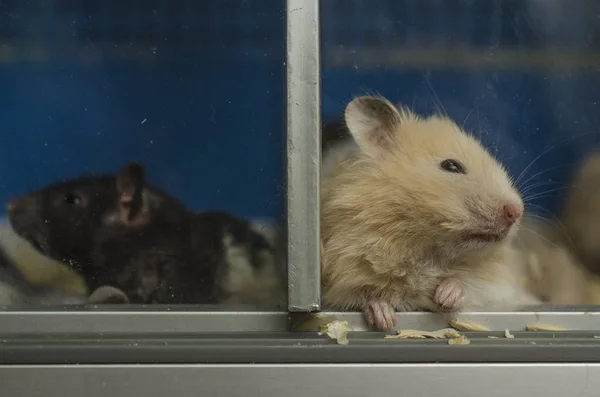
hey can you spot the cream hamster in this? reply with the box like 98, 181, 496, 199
560, 151, 600, 275
320, 95, 540, 331
515, 214, 593, 305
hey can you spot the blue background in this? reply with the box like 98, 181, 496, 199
0, 0, 599, 221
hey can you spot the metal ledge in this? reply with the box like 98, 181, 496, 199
2, 307, 600, 335
1, 364, 599, 397
3, 331, 600, 365
0, 307, 290, 335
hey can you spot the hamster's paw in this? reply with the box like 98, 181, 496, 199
362, 300, 397, 331
88, 285, 130, 304
434, 278, 464, 311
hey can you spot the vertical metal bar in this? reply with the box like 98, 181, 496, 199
286, 0, 321, 312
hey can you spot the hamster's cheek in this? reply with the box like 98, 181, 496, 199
438, 208, 473, 234
434, 192, 471, 221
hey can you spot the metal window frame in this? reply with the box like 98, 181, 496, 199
2, 364, 600, 397
286, 0, 321, 312
0, 0, 322, 332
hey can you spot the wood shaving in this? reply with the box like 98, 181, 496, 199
448, 335, 471, 345
526, 324, 567, 331
488, 336, 499, 339
385, 328, 461, 339
594, 336, 600, 339
449, 318, 491, 331
504, 329, 515, 339
318, 320, 352, 345
386, 328, 471, 345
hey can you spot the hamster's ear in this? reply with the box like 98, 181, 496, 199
344, 96, 402, 158
111, 162, 150, 226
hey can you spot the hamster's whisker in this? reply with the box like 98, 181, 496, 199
522, 186, 572, 203
461, 107, 476, 130
520, 181, 562, 196
515, 140, 571, 189
515, 131, 599, 189
518, 163, 577, 192
518, 225, 559, 250
524, 206, 576, 250
424, 76, 448, 118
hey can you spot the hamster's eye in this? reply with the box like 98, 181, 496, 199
440, 159, 466, 174
64, 193, 83, 206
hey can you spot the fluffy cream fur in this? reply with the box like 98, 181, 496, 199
321, 96, 540, 315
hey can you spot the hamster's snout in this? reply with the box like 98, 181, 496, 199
5, 194, 41, 243
466, 200, 523, 244
502, 203, 522, 225
6, 194, 37, 217
6, 195, 31, 221
5, 197, 20, 215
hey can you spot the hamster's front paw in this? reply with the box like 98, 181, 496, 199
434, 278, 464, 311
362, 299, 397, 331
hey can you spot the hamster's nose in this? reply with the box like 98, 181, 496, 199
5, 197, 19, 215
502, 203, 522, 225
6, 194, 35, 216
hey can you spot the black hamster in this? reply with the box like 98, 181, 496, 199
6, 162, 189, 280
93, 211, 283, 305
6, 162, 285, 307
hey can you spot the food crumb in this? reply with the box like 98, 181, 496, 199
318, 320, 352, 345
385, 328, 461, 340
448, 335, 470, 345
504, 329, 515, 339
449, 318, 490, 331
526, 324, 566, 331
386, 328, 469, 345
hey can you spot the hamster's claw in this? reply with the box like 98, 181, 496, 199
363, 300, 397, 331
434, 277, 464, 311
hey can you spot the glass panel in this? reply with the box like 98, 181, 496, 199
320, 0, 600, 331
0, 0, 287, 316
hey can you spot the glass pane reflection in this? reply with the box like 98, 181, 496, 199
320, 0, 600, 327
0, 0, 286, 311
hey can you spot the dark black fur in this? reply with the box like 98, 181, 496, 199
92, 211, 273, 304
6, 173, 188, 273
6, 163, 275, 304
